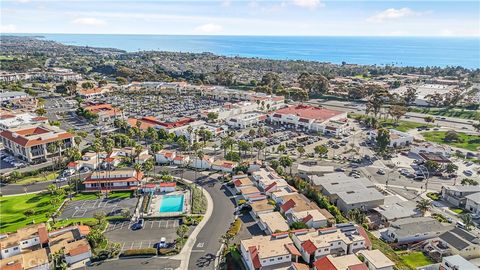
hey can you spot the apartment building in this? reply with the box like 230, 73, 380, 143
83, 168, 143, 192
441, 185, 480, 208
291, 224, 367, 263
313, 254, 365, 270
0, 224, 48, 259
0, 124, 74, 163
257, 212, 290, 234
240, 234, 301, 270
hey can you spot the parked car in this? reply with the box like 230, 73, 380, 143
376, 169, 386, 175
154, 237, 167, 249
464, 170, 473, 176
55, 177, 67, 183
131, 219, 145, 230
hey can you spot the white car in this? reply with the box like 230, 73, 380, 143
55, 177, 67, 183
463, 170, 473, 176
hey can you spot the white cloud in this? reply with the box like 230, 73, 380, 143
292, 0, 323, 9
194, 23, 223, 34
71, 17, 106, 26
1, 24, 17, 33
221, 0, 231, 7
368, 8, 420, 22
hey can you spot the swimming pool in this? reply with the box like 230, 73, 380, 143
159, 195, 184, 213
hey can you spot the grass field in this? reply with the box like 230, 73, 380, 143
422, 131, 480, 151
15, 171, 59, 185
398, 251, 433, 268
381, 120, 432, 132
409, 107, 480, 120
0, 55, 15, 61
0, 193, 59, 233
449, 207, 464, 214
366, 231, 414, 270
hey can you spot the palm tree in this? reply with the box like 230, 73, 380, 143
460, 213, 474, 230
253, 141, 266, 160
279, 155, 294, 175
133, 163, 143, 195
194, 150, 204, 182
416, 199, 431, 216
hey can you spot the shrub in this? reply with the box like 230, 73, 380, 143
158, 248, 177, 256
120, 248, 157, 257
226, 219, 242, 238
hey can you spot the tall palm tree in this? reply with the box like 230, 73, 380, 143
460, 213, 474, 230
133, 163, 143, 195
416, 199, 431, 216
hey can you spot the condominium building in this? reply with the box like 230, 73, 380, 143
83, 168, 143, 192
0, 112, 48, 131
0, 124, 74, 163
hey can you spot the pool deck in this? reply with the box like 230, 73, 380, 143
145, 190, 191, 218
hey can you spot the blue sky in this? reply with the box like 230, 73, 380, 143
1, 0, 479, 36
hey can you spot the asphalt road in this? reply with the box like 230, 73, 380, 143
165, 167, 236, 270
87, 257, 180, 270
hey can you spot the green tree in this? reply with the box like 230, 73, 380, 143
461, 178, 479, 186
425, 160, 441, 172
81, 81, 95, 89
445, 163, 458, 174
35, 107, 46, 116
416, 198, 431, 216
444, 130, 461, 142
207, 112, 219, 122
238, 140, 252, 158
253, 141, 266, 160
460, 213, 474, 230
116, 77, 128, 85
376, 128, 390, 154
296, 146, 305, 157
279, 155, 294, 175
314, 145, 328, 157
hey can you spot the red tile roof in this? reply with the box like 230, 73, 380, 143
38, 226, 49, 244
67, 162, 78, 168
356, 226, 372, 249
264, 182, 277, 192
280, 199, 296, 213
0, 126, 73, 147
285, 243, 301, 256
78, 225, 90, 236
68, 244, 91, 256
301, 239, 317, 255
248, 246, 262, 269
84, 103, 121, 117
302, 214, 313, 223
273, 105, 344, 122
159, 182, 176, 187
313, 256, 337, 270
348, 263, 368, 270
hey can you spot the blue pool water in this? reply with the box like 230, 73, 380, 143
159, 195, 184, 213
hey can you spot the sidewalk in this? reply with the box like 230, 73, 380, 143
170, 177, 214, 270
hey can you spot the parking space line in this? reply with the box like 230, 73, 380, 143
158, 221, 163, 228
165, 220, 170, 228
139, 241, 143, 249
150, 221, 154, 229
130, 242, 134, 249
121, 242, 126, 251
148, 241, 151, 248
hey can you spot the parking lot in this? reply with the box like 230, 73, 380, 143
105, 219, 181, 251
59, 197, 138, 219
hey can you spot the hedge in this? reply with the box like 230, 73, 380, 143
120, 248, 157, 257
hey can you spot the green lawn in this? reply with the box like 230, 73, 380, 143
422, 131, 480, 151
15, 171, 59, 185
0, 193, 60, 233
399, 251, 433, 268
449, 207, 464, 214
366, 231, 414, 270
381, 119, 433, 132
409, 107, 480, 120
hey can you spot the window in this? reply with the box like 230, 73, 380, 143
324, 248, 328, 251
13, 247, 19, 250
353, 243, 357, 246
4, 250, 8, 253
270, 258, 274, 262
277, 257, 282, 260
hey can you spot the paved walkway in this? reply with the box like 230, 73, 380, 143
170, 177, 214, 270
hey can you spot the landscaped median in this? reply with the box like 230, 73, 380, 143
120, 248, 158, 257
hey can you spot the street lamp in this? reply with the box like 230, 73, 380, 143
418, 165, 430, 192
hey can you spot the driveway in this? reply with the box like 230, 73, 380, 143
105, 219, 181, 252
236, 212, 265, 243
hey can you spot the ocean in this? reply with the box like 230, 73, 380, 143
19, 34, 480, 68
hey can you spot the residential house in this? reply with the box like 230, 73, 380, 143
83, 168, 143, 192
0, 124, 74, 163
313, 254, 366, 270
211, 159, 238, 173
240, 234, 301, 270
0, 224, 48, 259
434, 227, 480, 259
291, 210, 328, 229
250, 199, 275, 218
357, 250, 395, 270
440, 255, 478, 270
82, 103, 122, 123
155, 150, 176, 164
465, 192, 480, 215
159, 182, 177, 193
78, 152, 99, 170
49, 231, 91, 265
373, 196, 421, 224
270, 185, 298, 204
441, 185, 480, 208
336, 188, 385, 212
239, 186, 264, 202
258, 212, 290, 234
173, 154, 190, 166
0, 248, 49, 270
190, 155, 214, 170
385, 217, 453, 244
233, 176, 255, 193
291, 224, 367, 264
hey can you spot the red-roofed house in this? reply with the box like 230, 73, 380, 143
155, 150, 176, 164
0, 124, 74, 163
173, 154, 190, 166
83, 103, 122, 122
211, 159, 238, 173
241, 234, 300, 270
190, 155, 214, 170
159, 182, 177, 192
269, 105, 348, 135
313, 254, 366, 270
83, 168, 143, 192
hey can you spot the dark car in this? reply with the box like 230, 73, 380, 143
131, 219, 145, 230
